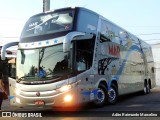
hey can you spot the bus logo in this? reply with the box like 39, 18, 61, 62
36, 92, 40, 97
108, 44, 120, 57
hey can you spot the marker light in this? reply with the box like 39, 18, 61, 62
64, 94, 72, 102
59, 85, 71, 92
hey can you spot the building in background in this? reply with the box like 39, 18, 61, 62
151, 43, 160, 86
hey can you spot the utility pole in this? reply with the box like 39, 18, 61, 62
43, 0, 50, 12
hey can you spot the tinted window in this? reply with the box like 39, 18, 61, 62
21, 10, 74, 38
75, 38, 95, 71
16, 44, 72, 82
76, 9, 98, 34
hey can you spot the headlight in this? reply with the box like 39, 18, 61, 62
59, 85, 71, 92
59, 80, 81, 92
64, 94, 72, 102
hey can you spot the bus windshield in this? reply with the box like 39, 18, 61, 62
21, 10, 74, 38
16, 44, 72, 82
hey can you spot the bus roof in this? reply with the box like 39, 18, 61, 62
30, 7, 99, 18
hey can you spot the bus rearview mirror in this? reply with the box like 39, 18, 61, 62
1, 42, 19, 60
63, 32, 93, 52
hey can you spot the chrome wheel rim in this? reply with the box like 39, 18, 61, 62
96, 89, 105, 104
108, 87, 116, 103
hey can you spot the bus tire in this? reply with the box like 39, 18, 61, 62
108, 84, 118, 104
93, 84, 107, 107
147, 81, 150, 94
143, 80, 148, 95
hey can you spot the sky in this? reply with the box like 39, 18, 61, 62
0, 0, 160, 45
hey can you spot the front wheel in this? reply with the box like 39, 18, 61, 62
108, 84, 118, 104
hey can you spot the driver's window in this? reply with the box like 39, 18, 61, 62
76, 50, 87, 71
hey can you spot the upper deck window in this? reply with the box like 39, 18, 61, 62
76, 9, 99, 34
21, 10, 74, 38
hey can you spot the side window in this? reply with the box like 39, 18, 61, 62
100, 19, 113, 42
100, 19, 121, 45
77, 9, 98, 34
119, 31, 133, 49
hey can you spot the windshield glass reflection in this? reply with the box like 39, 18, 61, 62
17, 44, 71, 82
21, 10, 74, 38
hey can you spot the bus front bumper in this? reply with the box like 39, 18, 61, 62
10, 87, 80, 108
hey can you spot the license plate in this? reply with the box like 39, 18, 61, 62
34, 100, 45, 105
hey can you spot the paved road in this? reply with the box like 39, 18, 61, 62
1, 86, 160, 119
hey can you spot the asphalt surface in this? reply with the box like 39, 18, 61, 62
1, 86, 160, 120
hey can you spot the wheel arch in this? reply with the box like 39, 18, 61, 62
108, 79, 118, 91
95, 78, 108, 89
99, 80, 108, 88
111, 80, 118, 89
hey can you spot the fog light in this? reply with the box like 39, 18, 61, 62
16, 98, 21, 104
64, 94, 72, 102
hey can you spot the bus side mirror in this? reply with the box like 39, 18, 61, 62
63, 32, 94, 52
1, 42, 19, 60
63, 32, 85, 52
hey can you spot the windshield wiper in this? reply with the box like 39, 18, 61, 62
16, 75, 37, 83
16, 76, 25, 83
46, 75, 61, 80
17, 75, 61, 83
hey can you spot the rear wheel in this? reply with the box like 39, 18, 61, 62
143, 82, 147, 94
94, 84, 107, 107
143, 80, 149, 95
108, 84, 118, 104
146, 81, 150, 94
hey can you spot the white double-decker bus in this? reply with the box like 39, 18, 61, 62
1, 7, 155, 108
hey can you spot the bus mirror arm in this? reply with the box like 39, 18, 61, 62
1, 42, 19, 60
63, 32, 94, 52
63, 31, 85, 52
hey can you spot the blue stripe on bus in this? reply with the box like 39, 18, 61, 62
108, 45, 142, 90
81, 45, 142, 95
9, 96, 15, 100
81, 89, 98, 95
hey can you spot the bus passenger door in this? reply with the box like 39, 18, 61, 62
74, 37, 96, 103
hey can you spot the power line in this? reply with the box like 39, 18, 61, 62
150, 43, 160, 45
124, 25, 160, 28
136, 33, 160, 36
0, 36, 19, 38
144, 39, 160, 41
